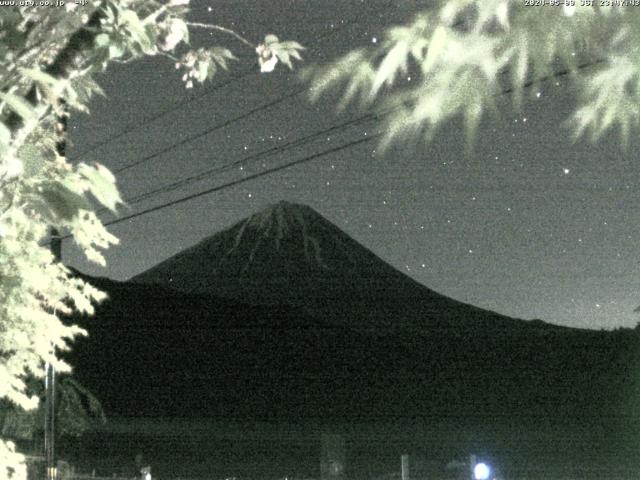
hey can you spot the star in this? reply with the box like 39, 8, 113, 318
563, 168, 570, 175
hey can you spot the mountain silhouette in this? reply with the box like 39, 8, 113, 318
63, 202, 637, 417
63, 202, 640, 477
132, 201, 532, 335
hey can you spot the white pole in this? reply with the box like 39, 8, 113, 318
401, 454, 409, 480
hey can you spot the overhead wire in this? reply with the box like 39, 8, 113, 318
112, 89, 307, 174
50, 57, 603, 249
88, 58, 604, 232
103, 132, 381, 230
51, 0, 604, 246
119, 112, 379, 207
115, 57, 600, 207
72, 16, 365, 164
48, 131, 382, 246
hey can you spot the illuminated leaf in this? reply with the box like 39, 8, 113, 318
0, 92, 36, 121
78, 163, 122, 212
424, 26, 447, 74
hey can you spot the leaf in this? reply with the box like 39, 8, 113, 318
17, 143, 46, 176
95, 33, 110, 47
0, 123, 10, 149
511, 36, 528, 90
276, 51, 292, 69
371, 40, 409, 96
264, 34, 279, 45
169, 18, 189, 45
38, 183, 90, 221
211, 47, 236, 71
18, 68, 58, 87
495, 2, 509, 30
108, 43, 125, 59
308, 49, 368, 102
424, 26, 448, 74
464, 98, 483, 156
278, 40, 305, 52
120, 9, 153, 51
198, 60, 209, 79
0, 92, 37, 121
270, 40, 304, 70
71, 75, 105, 107
77, 163, 122, 212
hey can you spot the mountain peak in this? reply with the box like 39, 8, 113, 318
132, 201, 516, 331
243, 201, 320, 248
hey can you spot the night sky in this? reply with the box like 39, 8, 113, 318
64, 0, 640, 330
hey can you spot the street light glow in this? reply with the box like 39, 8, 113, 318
474, 462, 490, 480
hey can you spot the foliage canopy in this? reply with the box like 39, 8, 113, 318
309, 1, 640, 151
0, 2, 301, 478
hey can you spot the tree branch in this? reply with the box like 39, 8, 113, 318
6, 8, 105, 134
186, 22, 255, 49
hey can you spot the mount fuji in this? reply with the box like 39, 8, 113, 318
64, 201, 640, 476
132, 201, 527, 335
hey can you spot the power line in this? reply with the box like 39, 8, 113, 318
72, 74, 247, 160
48, 130, 380, 247
72, 17, 364, 162
113, 89, 306, 174
104, 133, 380, 229
120, 112, 378, 206
101, 59, 603, 224
53, 58, 604, 246
109, 38, 601, 180
107, 30, 367, 175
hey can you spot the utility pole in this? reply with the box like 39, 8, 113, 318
44, 104, 66, 480
44, 356, 56, 480
45, 228, 61, 480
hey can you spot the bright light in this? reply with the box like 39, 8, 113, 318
474, 462, 490, 480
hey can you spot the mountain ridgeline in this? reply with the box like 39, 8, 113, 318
132, 201, 533, 332
66, 201, 640, 476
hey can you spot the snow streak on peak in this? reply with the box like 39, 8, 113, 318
228, 201, 328, 269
